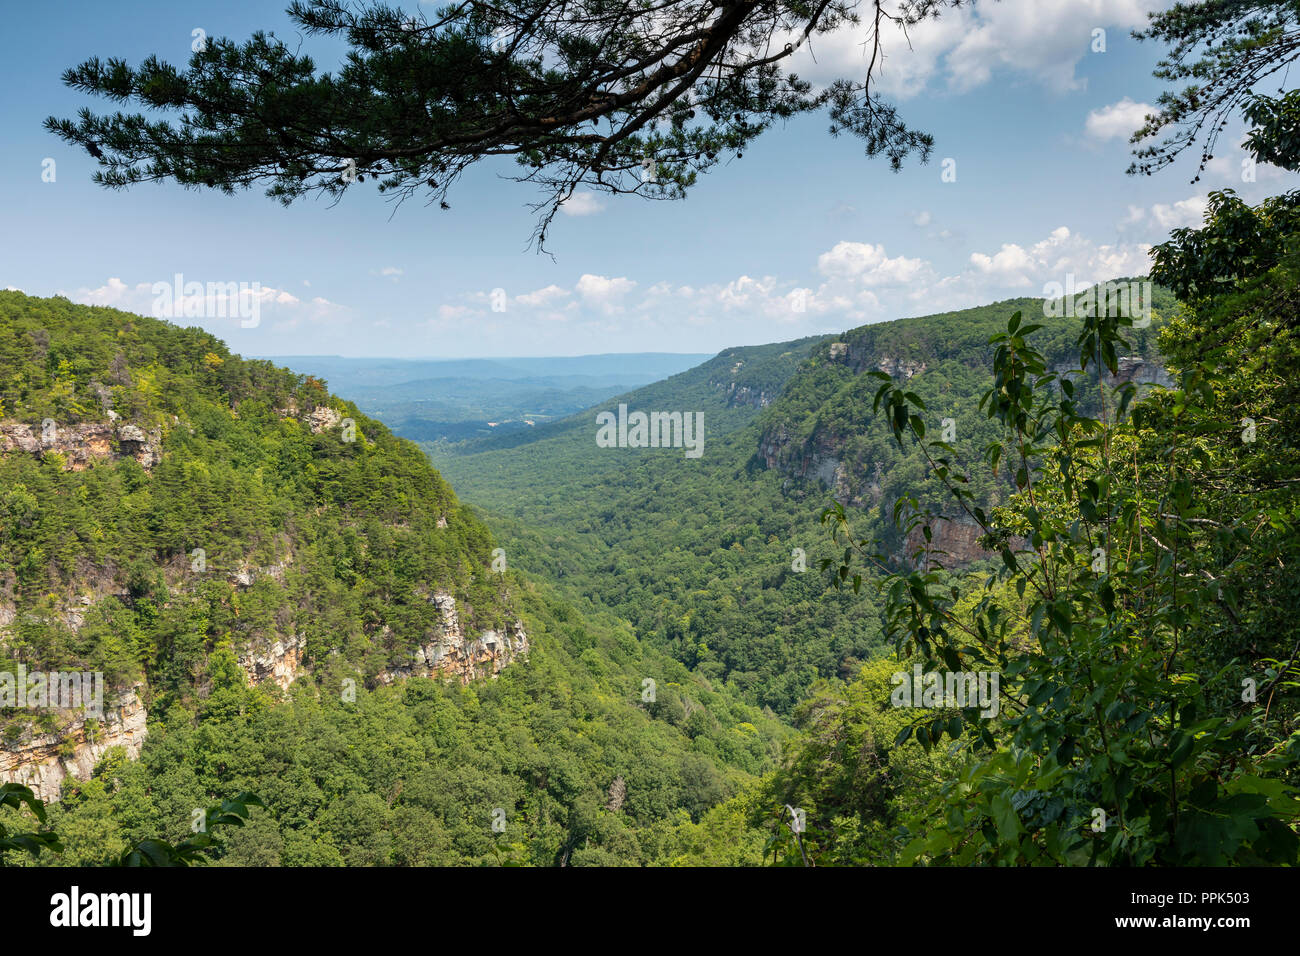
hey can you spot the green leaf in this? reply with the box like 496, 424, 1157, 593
991, 792, 1023, 843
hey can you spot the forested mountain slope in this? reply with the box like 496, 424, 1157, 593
0, 291, 786, 865
428, 332, 874, 714
427, 264, 1299, 866
427, 288, 1174, 715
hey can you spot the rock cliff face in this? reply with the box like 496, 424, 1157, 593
0, 581, 524, 798
308, 405, 344, 433
378, 592, 529, 686
759, 426, 875, 506
825, 340, 928, 379
711, 380, 776, 409
874, 356, 928, 379
224, 559, 304, 690
899, 514, 1023, 568
758, 343, 1168, 568
237, 633, 305, 691
1111, 356, 1173, 388
1052, 356, 1173, 390
758, 424, 791, 471
0, 689, 148, 802
731, 385, 776, 408
709, 358, 779, 408
0, 420, 162, 470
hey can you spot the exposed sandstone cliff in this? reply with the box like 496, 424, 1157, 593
759, 426, 876, 506
710, 380, 776, 409
899, 514, 1023, 569
0, 689, 147, 802
708, 357, 780, 409
758, 346, 1165, 568
825, 341, 928, 379
237, 633, 305, 691
0, 419, 162, 470
1052, 355, 1173, 390
308, 405, 344, 433
378, 592, 529, 686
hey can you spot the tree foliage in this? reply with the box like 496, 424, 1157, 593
1131, 0, 1300, 179
45, 0, 964, 247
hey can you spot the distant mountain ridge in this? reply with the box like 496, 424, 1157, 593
268, 352, 713, 443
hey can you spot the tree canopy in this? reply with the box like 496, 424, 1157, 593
44, 0, 966, 247
1131, 0, 1300, 179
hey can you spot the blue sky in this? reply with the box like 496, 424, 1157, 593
0, 0, 1293, 358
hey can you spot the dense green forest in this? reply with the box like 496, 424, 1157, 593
10, 0, 1300, 868
424, 248, 1297, 864
0, 292, 787, 866
3, 250, 1295, 867
427, 291, 1173, 716
2, 251, 1296, 865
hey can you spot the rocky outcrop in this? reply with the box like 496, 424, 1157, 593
228, 558, 290, 589
709, 357, 777, 409
0, 584, 134, 641
758, 424, 791, 471
1111, 356, 1173, 388
824, 340, 926, 379
115, 424, 163, 468
718, 384, 775, 409
0, 689, 147, 802
709, 374, 775, 409
237, 633, 304, 691
810, 454, 843, 489
226, 558, 300, 689
308, 406, 343, 433
1052, 356, 1173, 390
378, 592, 529, 686
900, 514, 1007, 568
875, 356, 927, 379
759, 426, 872, 504
0, 420, 162, 471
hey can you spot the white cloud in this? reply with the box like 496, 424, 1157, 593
962, 225, 1151, 293
963, 226, 1154, 298
269, 289, 301, 306
78, 277, 138, 308
817, 241, 930, 286
947, 1, 1160, 95
1144, 195, 1208, 230
514, 284, 570, 308
560, 192, 607, 216
68, 276, 347, 331
1204, 146, 1292, 186
575, 274, 636, 312
712, 274, 778, 310
422, 223, 1157, 348
1085, 97, 1155, 141
970, 243, 1038, 285
786, 0, 1164, 98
